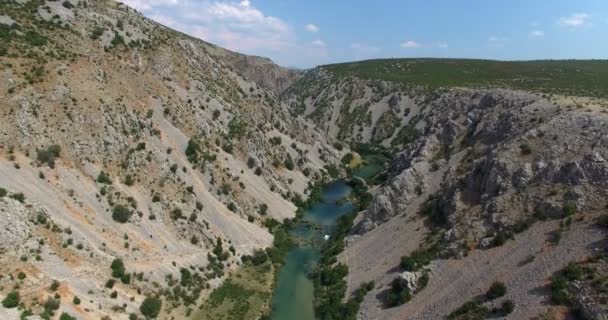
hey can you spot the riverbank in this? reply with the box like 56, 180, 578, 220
194, 150, 387, 320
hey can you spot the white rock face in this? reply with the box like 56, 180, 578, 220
399, 271, 423, 293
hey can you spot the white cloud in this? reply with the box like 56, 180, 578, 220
120, 0, 295, 53
559, 13, 590, 27
117, 1, 336, 67
400, 40, 420, 48
120, 0, 179, 11
305, 24, 319, 32
311, 39, 325, 47
530, 30, 545, 37
438, 42, 448, 49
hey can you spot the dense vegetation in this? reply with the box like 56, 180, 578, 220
323, 59, 608, 97
448, 281, 512, 320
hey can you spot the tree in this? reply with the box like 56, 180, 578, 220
140, 296, 162, 318
284, 157, 295, 170
112, 205, 131, 223
2, 290, 20, 308
111, 258, 126, 278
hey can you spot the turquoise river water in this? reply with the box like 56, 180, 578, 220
269, 181, 354, 320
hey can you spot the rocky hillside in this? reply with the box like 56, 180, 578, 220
0, 1, 343, 319
286, 60, 608, 319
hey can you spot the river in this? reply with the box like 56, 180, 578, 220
269, 181, 354, 320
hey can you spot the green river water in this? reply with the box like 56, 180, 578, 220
270, 181, 354, 320
270, 153, 387, 320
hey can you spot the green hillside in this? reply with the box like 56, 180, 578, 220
322, 59, 608, 97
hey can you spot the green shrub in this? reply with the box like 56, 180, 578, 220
59, 313, 76, 320
9, 192, 25, 203
140, 296, 162, 318
597, 214, 608, 228
448, 301, 489, 320
259, 203, 268, 215
90, 26, 105, 40
72, 296, 81, 305
97, 171, 112, 184
121, 273, 131, 284
185, 139, 201, 163
111, 258, 126, 278
112, 205, 131, 223
36, 145, 61, 167
519, 143, 532, 155
493, 300, 514, 317
385, 278, 411, 307
562, 203, 577, 217
341, 153, 354, 165
486, 281, 507, 300
550, 275, 571, 305
50, 280, 60, 291
284, 157, 295, 170
562, 262, 583, 281
62, 1, 74, 9
124, 175, 134, 186
269, 136, 282, 146
400, 249, 433, 272
1, 290, 20, 308
0, 187, 6, 198
170, 208, 183, 220
247, 157, 256, 169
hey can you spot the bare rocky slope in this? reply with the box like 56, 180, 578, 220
285, 64, 608, 319
0, 1, 343, 319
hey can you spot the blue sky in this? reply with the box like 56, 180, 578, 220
120, 0, 608, 68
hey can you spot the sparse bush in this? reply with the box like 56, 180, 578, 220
37, 145, 61, 168
562, 202, 577, 217
519, 143, 532, 155
72, 296, 81, 305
